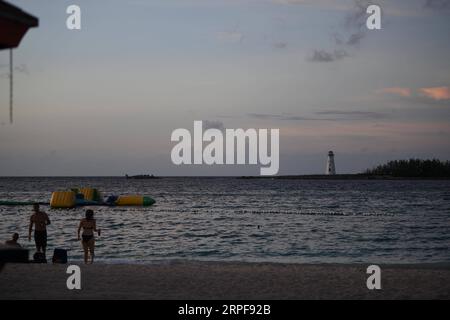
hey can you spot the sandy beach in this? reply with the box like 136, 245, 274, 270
1, 261, 449, 300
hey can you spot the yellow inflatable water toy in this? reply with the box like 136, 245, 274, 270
49, 189, 156, 208
50, 191, 76, 208
115, 195, 156, 206
79, 188, 102, 202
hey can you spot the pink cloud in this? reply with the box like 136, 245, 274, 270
378, 87, 412, 97
419, 86, 450, 101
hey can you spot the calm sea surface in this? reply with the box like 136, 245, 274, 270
0, 177, 449, 264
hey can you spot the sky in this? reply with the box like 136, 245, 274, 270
0, 0, 449, 176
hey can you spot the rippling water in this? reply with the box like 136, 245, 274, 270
0, 177, 449, 264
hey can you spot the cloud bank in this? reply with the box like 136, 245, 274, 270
419, 87, 450, 101
379, 86, 450, 101
308, 49, 349, 62
307, 0, 373, 63
424, 0, 450, 10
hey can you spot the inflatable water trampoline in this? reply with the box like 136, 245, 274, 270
0, 188, 155, 208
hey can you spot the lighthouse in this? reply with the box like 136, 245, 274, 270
326, 151, 336, 175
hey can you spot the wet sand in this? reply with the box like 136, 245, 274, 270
1, 261, 449, 300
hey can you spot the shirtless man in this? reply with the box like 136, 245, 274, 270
28, 204, 51, 255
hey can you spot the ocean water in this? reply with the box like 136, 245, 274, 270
0, 177, 449, 264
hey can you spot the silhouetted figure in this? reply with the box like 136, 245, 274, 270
28, 204, 51, 257
5, 233, 21, 248
77, 209, 101, 264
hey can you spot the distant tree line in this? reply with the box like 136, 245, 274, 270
364, 159, 450, 177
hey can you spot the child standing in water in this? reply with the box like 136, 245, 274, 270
77, 209, 101, 264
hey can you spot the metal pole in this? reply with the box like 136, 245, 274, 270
10, 48, 13, 124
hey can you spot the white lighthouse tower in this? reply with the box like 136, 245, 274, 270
326, 151, 336, 175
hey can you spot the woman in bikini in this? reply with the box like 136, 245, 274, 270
77, 209, 101, 264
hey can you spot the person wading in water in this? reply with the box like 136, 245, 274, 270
77, 209, 101, 264
28, 204, 51, 257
